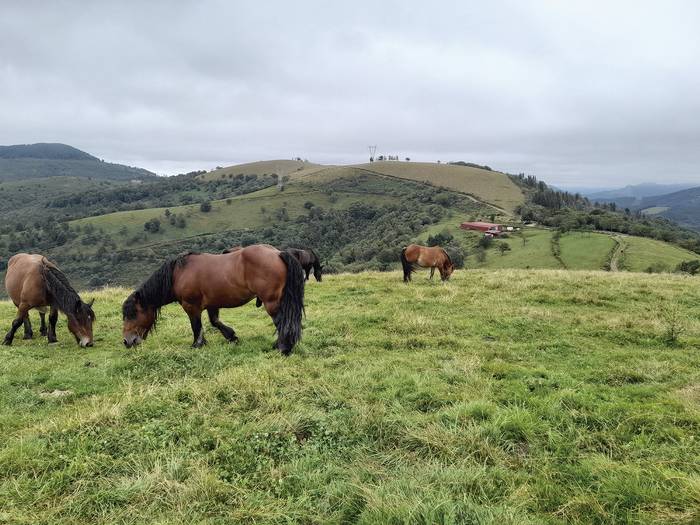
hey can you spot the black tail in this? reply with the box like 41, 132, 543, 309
400, 247, 413, 282
275, 251, 305, 355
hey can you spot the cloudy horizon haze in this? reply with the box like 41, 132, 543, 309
1, 1, 699, 187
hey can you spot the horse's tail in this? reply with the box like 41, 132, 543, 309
400, 247, 413, 282
275, 251, 305, 355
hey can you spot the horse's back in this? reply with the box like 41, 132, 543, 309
173, 245, 286, 308
5, 253, 46, 305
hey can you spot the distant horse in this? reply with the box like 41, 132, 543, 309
3, 253, 95, 347
400, 244, 454, 282
285, 248, 323, 282
122, 245, 305, 355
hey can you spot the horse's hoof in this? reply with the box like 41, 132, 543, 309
40, 331, 47, 337
229, 337, 239, 345
23, 334, 33, 340
2, 339, 12, 346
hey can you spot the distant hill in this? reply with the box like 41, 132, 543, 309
587, 183, 696, 202
637, 186, 700, 230
200, 159, 524, 213
0, 142, 155, 182
0, 143, 97, 160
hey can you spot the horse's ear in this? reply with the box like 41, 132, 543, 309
88, 298, 95, 307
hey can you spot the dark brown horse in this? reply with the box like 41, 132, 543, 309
122, 244, 305, 354
400, 244, 454, 282
285, 248, 323, 282
3, 253, 95, 347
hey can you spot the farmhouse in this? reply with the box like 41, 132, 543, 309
460, 221, 503, 236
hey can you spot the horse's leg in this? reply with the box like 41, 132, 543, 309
23, 316, 33, 340
255, 297, 262, 308
3, 304, 30, 346
305, 266, 310, 281
207, 308, 238, 343
183, 303, 206, 348
429, 267, 435, 280
262, 299, 286, 353
39, 311, 47, 336
47, 306, 59, 343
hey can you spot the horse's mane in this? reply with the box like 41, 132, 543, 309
442, 248, 453, 266
122, 252, 195, 323
41, 261, 95, 321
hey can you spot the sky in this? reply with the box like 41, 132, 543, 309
1, 1, 699, 187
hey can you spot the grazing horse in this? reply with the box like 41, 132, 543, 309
122, 244, 305, 355
3, 253, 95, 347
285, 248, 323, 282
400, 244, 455, 282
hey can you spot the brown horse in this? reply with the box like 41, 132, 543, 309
400, 244, 454, 282
122, 244, 305, 354
3, 254, 95, 347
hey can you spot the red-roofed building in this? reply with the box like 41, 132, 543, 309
460, 221, 503, 236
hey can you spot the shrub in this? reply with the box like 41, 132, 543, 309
200, 201, 212, 212
143, 218, 160, 233
675, 260, 700, 275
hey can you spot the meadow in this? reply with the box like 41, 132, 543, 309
1, 270, 699, 524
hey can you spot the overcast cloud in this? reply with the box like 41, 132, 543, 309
1, 1, 699, 186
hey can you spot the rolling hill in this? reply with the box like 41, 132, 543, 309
586, 182, 696, 202
0, 142, 156, 182
1, 156, 698, 292
637, 186, 700, 230
200, 159, 525, 213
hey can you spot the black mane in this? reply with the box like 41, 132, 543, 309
42, 262, 95, 322
122, 252, 194, 322
442, 248, 453, 266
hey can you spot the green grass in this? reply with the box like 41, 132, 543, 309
622, 236, 699, 272
1, 270, 699, 523
559, 232, 616, 270
197, 159, 323, 182
354, 161, 525, 212
641, 206, 671, 216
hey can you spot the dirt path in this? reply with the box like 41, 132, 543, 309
609, 235, 627, 271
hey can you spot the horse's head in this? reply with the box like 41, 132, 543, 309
313, 262, 323, 282
441, 262, 455, 281
122, 291, 156, 348
68, 298, 96, 347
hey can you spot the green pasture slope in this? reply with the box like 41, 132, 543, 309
622, 236, 699, 272
1, 270, 699, 524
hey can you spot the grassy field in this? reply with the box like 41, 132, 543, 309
354, 161, 524, 212
198, 160, 323, 182
1, 270, 699, 524
559, 232, 616, 270
622, 236, 698, 272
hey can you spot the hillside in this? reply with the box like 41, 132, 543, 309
199, 159, 525, 213
0, 143, 155, 182
1, 271, 699, 523
3, 154, 698, 291
637, 186, 700, 230
587, 183, 696, 201
0, 143, 97, 160
198, 159, 324, 182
